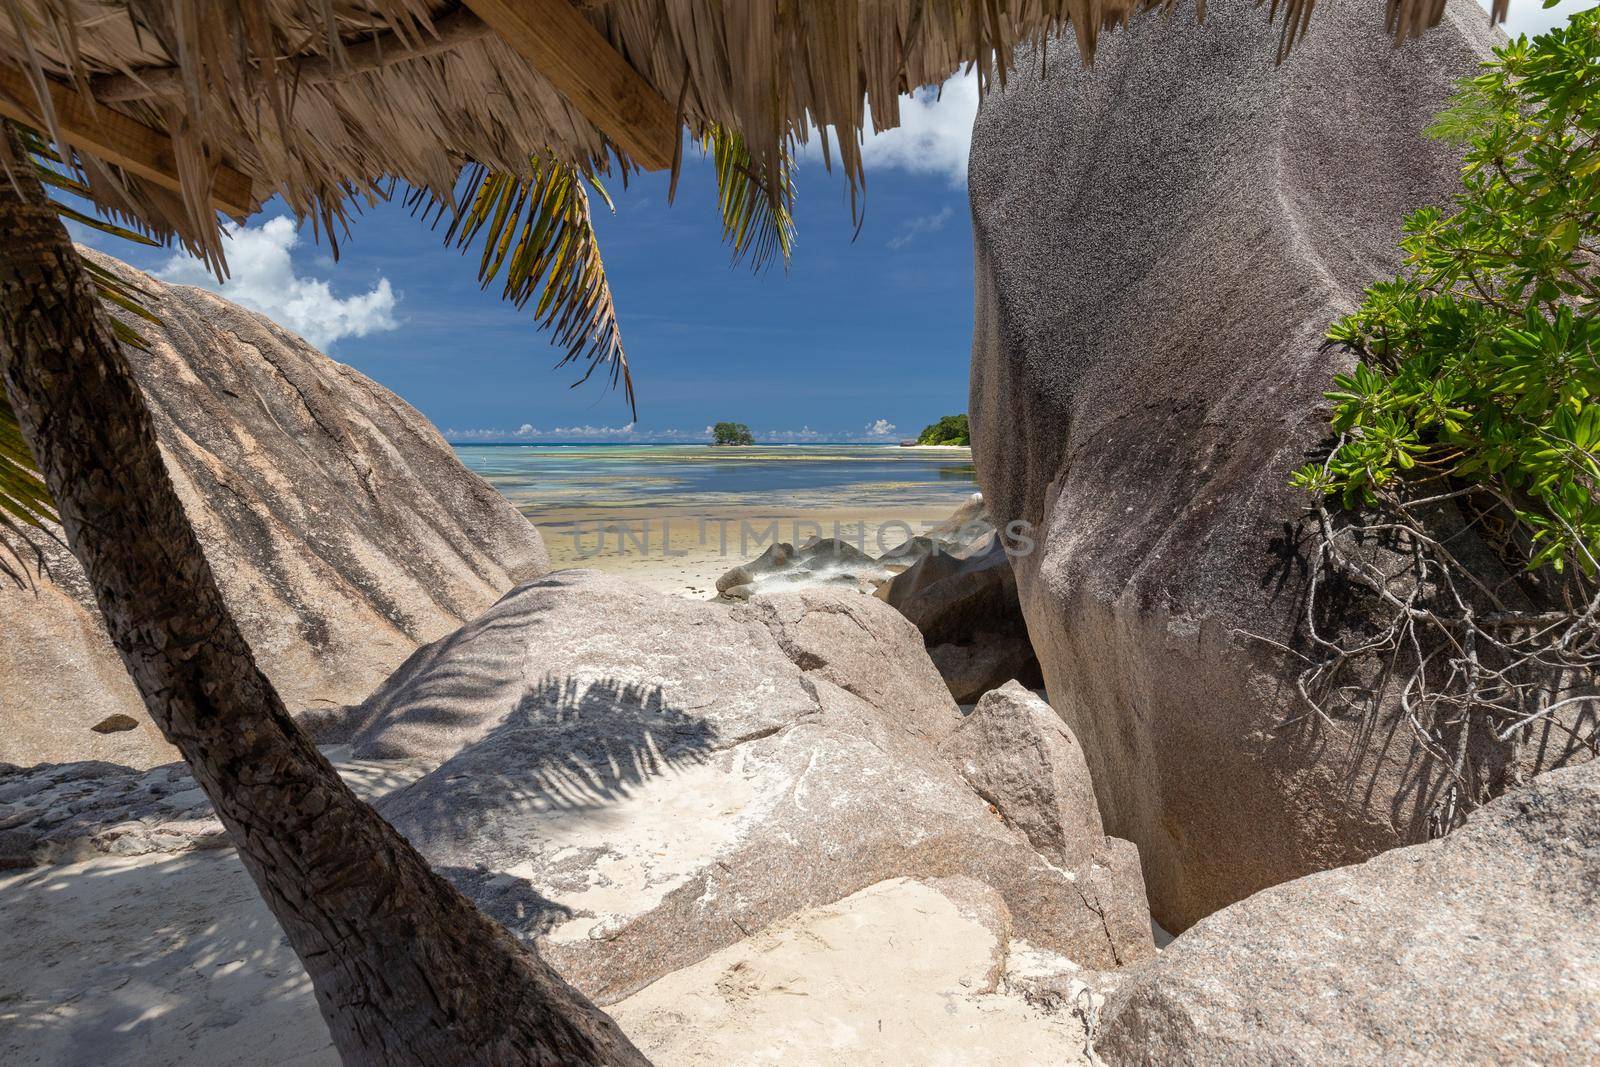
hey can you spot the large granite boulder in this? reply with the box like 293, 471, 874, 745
965, 0, 1570, 928
0, 251, 547, 768
733, 586, 962, 742
1098, 761, 1600, 1064
941, 682, 1105, 869
0, 568, 1153, 1060
348, 570, 1154, 996
714, 538, 888, 600
884, 531, 1043, 702
928, 636, 1040, 705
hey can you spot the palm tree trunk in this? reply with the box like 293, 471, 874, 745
0, 127, 649, 1067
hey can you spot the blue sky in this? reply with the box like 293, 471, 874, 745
83, 0, 1586, 443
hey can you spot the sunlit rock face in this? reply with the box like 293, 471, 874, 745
345, 571, 1153, 997
0, 569, 1157, 1058
966, 0, 1535, 929
1098, 761, 1600, 1063
0, 251, 547, 769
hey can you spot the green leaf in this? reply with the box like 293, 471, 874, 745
410, 157, 634, 417
1297, 9, 1600, 576
698, 126, 796, 272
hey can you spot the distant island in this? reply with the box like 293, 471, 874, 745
913, 414, 970, 446
712, 421, 755, 446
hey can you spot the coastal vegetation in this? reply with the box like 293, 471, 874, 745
712, 421, 756, 446
1292, 14, 1600, 830
917, 414, 971, 446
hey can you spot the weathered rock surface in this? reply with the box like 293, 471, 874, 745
708, 493, 1034, 705
886, 533, 1017, 644
734, 586, 961, 742
966, 0, 1568, 927
930, 636, 1039, 705
881, 491, 994, 563
346, 571, 1151, 999
337, 567, 815, 761
1098, 762, 1600, 1064
941, 682, 1104, 869
884, 531, 1043, 702
0, 250, 547, 769
612, 877, 1099, 1066
0, 567, 1154, 1061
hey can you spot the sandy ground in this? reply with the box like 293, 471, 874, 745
614, 878, 1096, 1066
536, 504, 966, 599
0, 850, 340, 1067
0, 855, 1095, 1067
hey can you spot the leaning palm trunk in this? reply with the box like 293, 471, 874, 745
0, 128, 648, 1067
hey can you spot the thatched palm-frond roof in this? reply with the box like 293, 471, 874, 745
0, 0, 1504, 268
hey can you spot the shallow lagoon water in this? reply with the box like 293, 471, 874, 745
454, 444, 978, 516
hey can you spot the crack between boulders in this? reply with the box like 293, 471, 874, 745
1072, 878, 1123, 967
954, 772, 1123, 965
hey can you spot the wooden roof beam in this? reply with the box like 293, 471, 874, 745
0, 61, 256, 219
461, 0, 678, 171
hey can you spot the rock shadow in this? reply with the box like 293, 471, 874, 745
335, 586, 559, 753
375, 672, 724, 867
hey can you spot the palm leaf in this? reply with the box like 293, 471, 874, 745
410, 159, 633, 418
699, 125, 796, 272
0, 391, 58, 586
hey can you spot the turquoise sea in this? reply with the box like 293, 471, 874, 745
454, 443, 978, 517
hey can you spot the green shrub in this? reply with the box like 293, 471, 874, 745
1294, 10, 1600, 574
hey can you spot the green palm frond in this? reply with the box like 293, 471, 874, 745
0, 392, 57, 585
411, 159, 633, 418
11, 123, 160, 351
700, 126, 796, 272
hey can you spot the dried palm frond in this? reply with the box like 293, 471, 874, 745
0, 0, 1495, 266
410, 159, 633, 417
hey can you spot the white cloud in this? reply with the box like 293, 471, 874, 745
803, 71, 979, 186
865, 419, 898, 437
759, 426, 825, 442
157, 216, 399, 350
887, 205, 955, 250
1487, 0, 1596, 37
450, 422, 689, 442
522, 423, 640, 438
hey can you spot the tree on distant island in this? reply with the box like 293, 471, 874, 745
917, 414, 970, 446
712, 421, 755, 446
